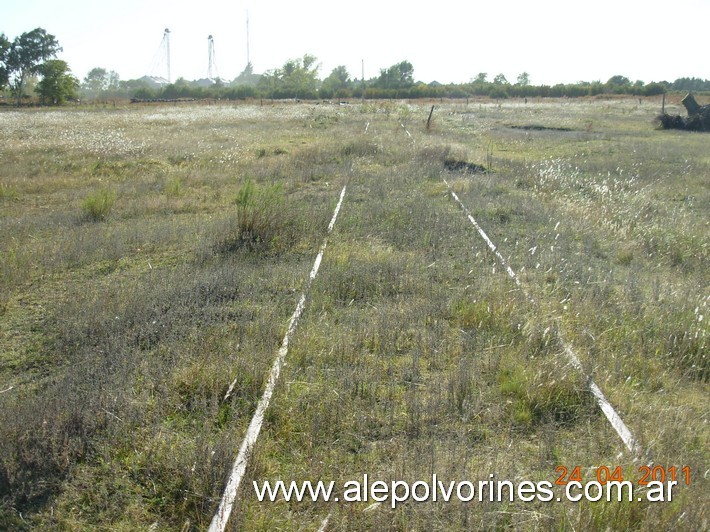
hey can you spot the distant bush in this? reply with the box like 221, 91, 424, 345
488, 86, 509, 99
223, 85, 258, 99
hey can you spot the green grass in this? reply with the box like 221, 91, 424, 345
0, 98, 707, 530
81, 187, 116, 221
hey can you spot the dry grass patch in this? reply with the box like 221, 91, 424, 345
0, 99, 706, 530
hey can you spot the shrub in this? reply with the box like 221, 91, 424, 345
498, 366, 594, 428
164, 177, 182, 198
213, 180, 286, 254
81, 188, 115, 222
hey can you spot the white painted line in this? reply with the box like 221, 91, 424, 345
209, 185, 347, 532
317, 513, 332, 532
0, 385, 14, 394
444, 179, 641, 456
444, 180, 530, 302
223, 376, 239, 403
561, 342, 640, 455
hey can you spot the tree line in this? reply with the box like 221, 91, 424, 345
2, 28, 710, 106
123, 63, 710, 102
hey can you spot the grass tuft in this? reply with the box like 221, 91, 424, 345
212, 179, 286, 255
81, 188, 116, 222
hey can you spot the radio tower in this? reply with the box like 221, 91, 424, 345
144, 28, 172, 86
163, 28, 171, 83
208, 35, 218, 80
246, 12, 250, 66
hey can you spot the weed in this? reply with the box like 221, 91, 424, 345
0, 184, 19, 200
615, 247, 634, 266
213, 180, 286, 254
499, 365, 593, 428
341, 138, 379, 158
81, 188, 115, 222
164, 177, 182, 198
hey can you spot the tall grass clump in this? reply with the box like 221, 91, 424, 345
498, 364, 594, 429
0, 184, 19, 200
213, 179, 287, 254
164, 176, 183, 199
81, 188, 116, 222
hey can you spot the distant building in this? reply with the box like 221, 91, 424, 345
194, 78, 217, 88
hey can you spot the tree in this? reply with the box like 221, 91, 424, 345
35, 59, 78, 104
606, 75, 631, 93
642, 82, 666, 96
233, 62, 261, 86
7, 28, 62, 104
376, 60, 414, 90
161, 77, 191, 99
107, 70, 120, 92
395, 60, 414, 86
322, 65, 351, 97
0, 33, 10, 91
325, 65, 350, 87
259, 54, 320, 99
83, 67, 107, 95
607, 75, 630, 86
473, 72, 488, 84
82, 67, 121, 98
516, 72, 530, 86
493, 73, 509, 85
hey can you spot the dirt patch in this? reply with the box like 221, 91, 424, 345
444, 159, 487, 174
509, 124, 573, 132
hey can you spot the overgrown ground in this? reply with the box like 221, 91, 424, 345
0, 96, 707, 530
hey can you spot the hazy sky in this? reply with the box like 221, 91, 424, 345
4, 0, 709, 85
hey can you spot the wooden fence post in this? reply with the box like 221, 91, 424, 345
426, 105, 435, 130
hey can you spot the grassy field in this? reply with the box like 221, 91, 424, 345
0, 96, 707, 530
